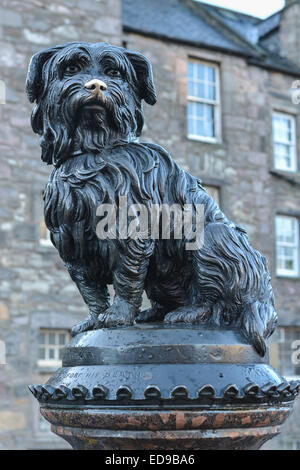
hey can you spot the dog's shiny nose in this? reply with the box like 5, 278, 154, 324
84, 79, 107, 95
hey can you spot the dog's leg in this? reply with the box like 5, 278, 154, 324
67, 265, 110, 336
102, 238, 154, 327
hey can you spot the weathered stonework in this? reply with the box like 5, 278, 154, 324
0, 0, 299, 450
280, 0, 300, 68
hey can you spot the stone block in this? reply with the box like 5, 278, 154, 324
0, 8, 22, 28
0, 304, 9, 321
0, 411, 26, 431
93, 16, 120, 36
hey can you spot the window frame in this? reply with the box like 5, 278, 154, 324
275, 215, 299, 278
37, 328, 70, 369
187, 58, 221, 143
272, 111, 297, 172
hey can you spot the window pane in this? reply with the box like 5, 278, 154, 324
198, 103, 205, 118
48, 333, 56, 345
207, 84, 216, 100
206, 104, 214, 120
187, 103, 215, 138
276, 216, 299, 275
273, 115, 292, 142
196, 63, 205, 80
39, 333, 45, 345
206, 119, 214, 138
274, 143, 292, 170
187, 61, 217, 100
49, 348, 55, 359
207, 66, 215, 82
59, 348, 65, 360
285, 257, 294, 270
187, 81, 194, 96
187, 102, 197, 135
273, 114, 296, 171
59, 333, 66, 345
196, 119, 205, 136
205, 104, 215, 137
187, 101, 194, 117
276, 217, 296, 243
196, 82, 205, 99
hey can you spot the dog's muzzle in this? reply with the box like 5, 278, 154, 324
84, 79, 107, 101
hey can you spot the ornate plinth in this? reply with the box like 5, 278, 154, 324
29, 324, 300, 450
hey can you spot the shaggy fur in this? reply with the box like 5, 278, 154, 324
26, 42, 277, 356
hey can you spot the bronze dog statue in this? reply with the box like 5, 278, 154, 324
26, 42, 277, 356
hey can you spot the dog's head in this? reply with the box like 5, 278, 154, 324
26, 42, 157, 166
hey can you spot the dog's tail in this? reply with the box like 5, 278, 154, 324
237, 235, 278, 357
240, 295, 277, 357
192, 219, 278, 357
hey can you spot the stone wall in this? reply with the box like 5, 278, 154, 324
0, 0, 299, 450
0, 0, 121, 450
280, 0, 300, 68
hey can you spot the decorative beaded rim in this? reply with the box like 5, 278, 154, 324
28, 379, 300, 406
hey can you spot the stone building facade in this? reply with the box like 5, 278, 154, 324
0, 0, 300, 449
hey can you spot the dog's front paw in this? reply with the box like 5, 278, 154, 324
71, 316, 98, 336
103, 296, 136, 328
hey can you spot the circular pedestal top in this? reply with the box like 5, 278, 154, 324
29, 324, 300, 408
62, 323, 267, 366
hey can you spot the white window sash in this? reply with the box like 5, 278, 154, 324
187, 60, 221, 142
276, 216, 299, 277
273, 112, 297, 172
38, 329, 69, 367
187, 96, 218, 105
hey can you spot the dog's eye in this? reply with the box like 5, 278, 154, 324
107, 69, 122, 78
65, 64, 81, 75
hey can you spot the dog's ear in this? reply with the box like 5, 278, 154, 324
26, 46, 62, 102
125, 50, 157, 105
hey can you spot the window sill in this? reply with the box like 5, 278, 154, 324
36, 243, 55, 254
37, 360, 62, 373
39, 240, 53, 248
273, 166, 298, 173
187, 135, 222, 145
275, 274, 300, 281
270, 169, 300, 188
